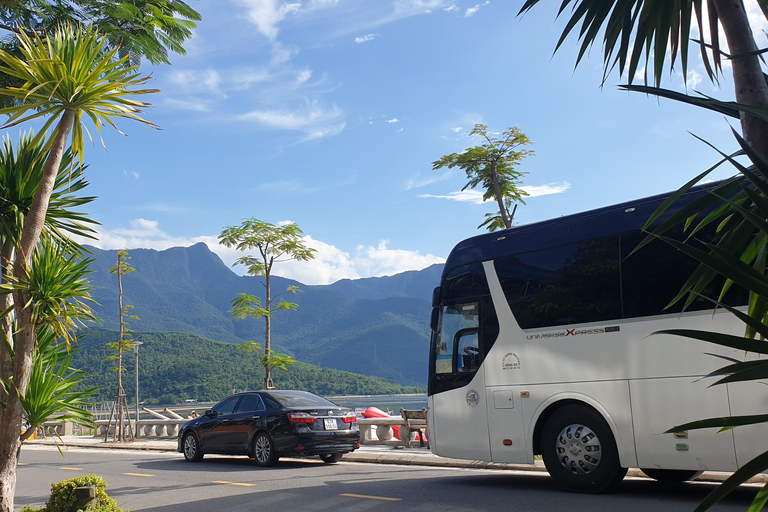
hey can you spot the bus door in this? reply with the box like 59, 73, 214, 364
429, 302, 492, 461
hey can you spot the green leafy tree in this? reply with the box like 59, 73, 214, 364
17, 327, 97, 446
0, 131, 95, 422
103, 250, 138, 442
517, 1, 768, 161
0, 237, 97, 442
219, 219, 316, 389
432, 124, 533, 231
0, 1, 200, 64
235, 339, 295, 391
0, 24, 158, 512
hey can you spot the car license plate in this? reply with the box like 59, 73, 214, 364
324, 419, 338, 430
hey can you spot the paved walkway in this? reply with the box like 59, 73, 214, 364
24, 435, 764, 485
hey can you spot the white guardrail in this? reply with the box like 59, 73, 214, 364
41, 410, 429, 448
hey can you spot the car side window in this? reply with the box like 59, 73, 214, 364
236, 394, 265, 413
213, 396, 240, 415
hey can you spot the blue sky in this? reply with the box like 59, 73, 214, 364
54, 0, 765, 284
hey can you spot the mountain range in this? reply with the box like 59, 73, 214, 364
82, 243, 443, 387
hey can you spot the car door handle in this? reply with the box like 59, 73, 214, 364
222, 419, 230, 422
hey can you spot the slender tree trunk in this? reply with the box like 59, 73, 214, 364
263, 272, 272, 389
0, 110, 74, 512
491, 161, 512, 229
117, 260, 124, 441
713, 0, 768, 161
0, 240, 15, 424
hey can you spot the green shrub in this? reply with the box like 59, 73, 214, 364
21, 474, 124, 512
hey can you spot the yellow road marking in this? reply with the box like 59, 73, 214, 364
212, 481, 256, 487
340, 493, 401, 502
60, 467, 82, 471
18, 463, 28, 466
124, 473, 155, 477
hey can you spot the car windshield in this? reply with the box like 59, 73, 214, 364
267, 391, 339, 408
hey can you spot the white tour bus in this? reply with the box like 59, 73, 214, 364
427, 181, 768, 493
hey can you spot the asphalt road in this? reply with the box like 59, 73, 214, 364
15, 445, 760, 511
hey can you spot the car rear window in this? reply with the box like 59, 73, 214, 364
267, 391, 338, 408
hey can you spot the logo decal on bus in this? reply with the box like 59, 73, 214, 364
466, 389, 480, 407
502, 353, 521, 370
525, 326, 620, 340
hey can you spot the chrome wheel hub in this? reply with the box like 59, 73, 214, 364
555, 423, 601, 475
255, 437, 270, 462
184, 436, 196, 458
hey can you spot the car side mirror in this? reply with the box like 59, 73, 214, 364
204, 409, 217, 418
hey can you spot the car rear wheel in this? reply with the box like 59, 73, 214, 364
320, 453, 343, 464
253, 432, 278, 467
182, 432, 203, 462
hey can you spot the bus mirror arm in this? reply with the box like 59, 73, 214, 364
430, 307, 440, 333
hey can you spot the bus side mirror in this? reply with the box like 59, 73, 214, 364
430, 307, 440, 333
432, 286, 441, 307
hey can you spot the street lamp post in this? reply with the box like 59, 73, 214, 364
129, 341, 143, 438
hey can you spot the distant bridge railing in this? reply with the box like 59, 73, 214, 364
43, 408, 429, 447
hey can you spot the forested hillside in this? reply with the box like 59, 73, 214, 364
83, 244, 442, 386
72, 329, 423, 404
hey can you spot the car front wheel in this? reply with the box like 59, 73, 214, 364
252, 432, 278, 467
182, 432, 203, 462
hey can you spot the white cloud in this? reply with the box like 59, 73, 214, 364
163, 97, 211, 111
233, 69, 271, 89
686, 69, 703, 89
386, 118, 399, 123
308, 0, 339, 7
271, 41, 300, 65
419, 190, 486, 204
295, 68, 313, 85
451, 126, 462, 133
523, 182, 571, 197
355, 33, 378, 43
235, 0, 302, 40
465, 5, 480, 17
81, 222, 444, 286
406, 171, 452, 190
167, 69, 222, 93
444, 5, 458, 12
419, 182, 570, 203
276, 238, 445, 284
238, 100, 343, 133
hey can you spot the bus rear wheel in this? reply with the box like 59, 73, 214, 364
541, 404, 627, 493
640, 468, 702, 483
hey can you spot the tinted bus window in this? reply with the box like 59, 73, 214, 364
621, 230, 748, 318
495, 237, 622, 329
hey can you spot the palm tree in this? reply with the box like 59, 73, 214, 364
0, 131, 96, 421
0, 24, 157, 512
518, 1, 768, 161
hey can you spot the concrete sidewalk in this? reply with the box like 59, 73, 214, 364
24, 435, 765, 485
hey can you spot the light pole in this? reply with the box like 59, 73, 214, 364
129, 341, 143, 438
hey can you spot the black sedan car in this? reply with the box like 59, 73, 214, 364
177, 390, 360, 466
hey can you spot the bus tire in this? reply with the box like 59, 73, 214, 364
541, 404, 627, 493
640, 468, 702, 483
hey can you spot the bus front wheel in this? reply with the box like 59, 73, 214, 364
541, 404, 627, 493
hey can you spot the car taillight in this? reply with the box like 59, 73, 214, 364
288, 412, 316, 424
342, 412, 357, 423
